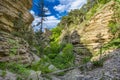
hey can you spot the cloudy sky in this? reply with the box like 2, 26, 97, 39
30, 0, 87, 30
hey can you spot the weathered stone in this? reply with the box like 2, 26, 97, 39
79, 1, 114, 54
0, 0, 34, 32
0, 70, 17, 80
63, 69, 82, 80
0, 0, 35, 65
27, 70, 43, 80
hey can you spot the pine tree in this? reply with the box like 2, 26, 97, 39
34, 0, 48, 33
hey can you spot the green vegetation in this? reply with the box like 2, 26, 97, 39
31, 25, 75, 72
55, 72, 66, 76
103, 38, 120, 51
51, 43, 74, 69
82, 57, 91, 64
108, 21, 119, 35
44, 42, 62, 58
92, 60, 104, 67
1, 70, 7, 77
0, 62, 30, 77
49, 28, 74, 69
31, 43, 74, 73
31, 57, 52, 73
8, 39, 19, 56
50, 26, 62, 42
86, 2, 99, 20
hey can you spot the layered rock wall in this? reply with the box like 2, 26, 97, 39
0, 0, 33, 32
80, 1, 114, 54
0, 0, 34, 64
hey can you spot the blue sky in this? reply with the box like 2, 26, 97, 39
30, 0, 87, 30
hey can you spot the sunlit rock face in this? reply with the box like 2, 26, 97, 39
61, 1, 115, 55
59, 1, 115, 66
80, 1, 114, 54
0, 0, 34, 32
0, 0, 34, 65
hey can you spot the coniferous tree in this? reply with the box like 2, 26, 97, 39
33, 0, 48, 33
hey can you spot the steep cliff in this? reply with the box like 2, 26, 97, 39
60, 1, 115, 55
0, 0, 34, 65
80, 1, 114, 54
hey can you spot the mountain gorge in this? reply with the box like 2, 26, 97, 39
0, 0, 120, 80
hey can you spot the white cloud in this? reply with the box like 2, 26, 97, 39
30, 10, 60, 30
69, 0, 86, 11
54, 4, 66, 13
44, 7, 51, 15
44, 16, 60, 29
54, 0, 87, 13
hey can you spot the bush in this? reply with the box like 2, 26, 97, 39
98, 0, 111, 4
82, 57, 91, 64
0, 62, 30, 76
31, 57, 52, 73
50, 27, 62, 42
108, 21, 119, 35
51, 43, 75, 69
44, 42, 61, 58
103, 38, 120, 50
92, 60, 104, 67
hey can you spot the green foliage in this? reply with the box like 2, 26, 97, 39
0, 62, 30, 76
62, 43, 73, 54
59, 9, 86, 26
16, 77, 23, 80
55, 72, 65, 76
98, 0, 111, 4
50, 26, 62, 42
44, 42, 61, 57
8, 39, 19, 55
108, 21, 120, 35
116, 0, 120, 2
103, 38, 120, 50
82, 57, 91, 64
92, 60, 104, 67
1, 70, 7, 77
42, 43, 74, 70
50, 42, 61, 53
51, 43, 74, 69
115, 1, 120, 18
31, 57, 52, 73
86, 3, 99, 20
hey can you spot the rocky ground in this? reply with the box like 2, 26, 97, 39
54, 49, 120, 80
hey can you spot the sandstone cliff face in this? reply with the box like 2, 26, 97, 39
61, 1, 115, 56
79, 1, 114, 54
0, 0, 34, 64
0, 0, 33, 32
